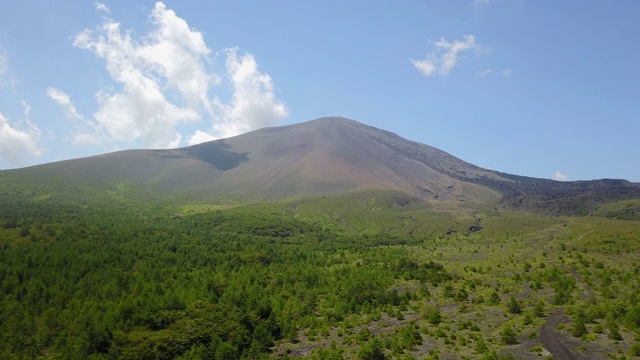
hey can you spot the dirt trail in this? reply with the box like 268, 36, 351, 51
567, 267, 594, 300
561, 226, 596, 301
533, 224, 597, 359
540, 309, 576, 360
531, 224, 595, 301
576, 229, 593, 241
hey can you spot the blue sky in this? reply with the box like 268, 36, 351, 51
0, 1, 638, 182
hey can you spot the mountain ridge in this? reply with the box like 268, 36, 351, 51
2, 116, 639, 215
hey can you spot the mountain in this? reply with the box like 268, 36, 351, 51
2, 116, 639, 214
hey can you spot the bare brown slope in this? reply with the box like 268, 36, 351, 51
2, 117, 501, 206
3, 116, 638, 213
183, 117, 502, 205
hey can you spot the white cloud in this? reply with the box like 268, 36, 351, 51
476, 68, 512, 78
47, 87, 84, 120
21, 100, 31, 119
95, 2, 110, 13
138, 3, 216, 112
411, 34, 487, 78
411, 59, 437, 77
0, 105, 42, 167
0, 53, 6, 79
210, 48, 288, 139
553, 171, 568, 181
188, 130, 216, 145
73, 6, 202, 148
68, 2, 286, 149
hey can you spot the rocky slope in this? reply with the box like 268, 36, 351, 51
2, 117, 638, 214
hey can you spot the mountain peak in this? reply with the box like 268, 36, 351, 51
2, 117, 639, 214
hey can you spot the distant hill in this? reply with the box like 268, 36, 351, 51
2, 117, 639, 215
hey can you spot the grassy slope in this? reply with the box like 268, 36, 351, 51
273, 202, 640, 359
590, 199, 640, 220
0, 184, 639, 359
172, 194, 640, 358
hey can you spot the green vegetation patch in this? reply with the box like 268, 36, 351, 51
0, 191, 638, 359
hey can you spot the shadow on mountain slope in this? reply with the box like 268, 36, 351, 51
150, 141, 249, 171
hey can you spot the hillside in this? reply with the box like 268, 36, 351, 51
1, 117, 639, 214
2, 117, 640, 359
2, 192, 640, 359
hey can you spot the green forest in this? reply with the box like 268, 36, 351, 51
1, 190, 639, 359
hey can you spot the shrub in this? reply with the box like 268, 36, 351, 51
358, 338, 386, 360
570, 308, 587, 338
593, 323, 604, 334
489, 291, 501, 305
500, 327, 518, 345
607, 322, 622, 341
507, 296, 522, 315
424, 305, 442, 325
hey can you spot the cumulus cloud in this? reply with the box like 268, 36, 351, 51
0, 104, 42, 167
188, 130, 216, 146
411, 35, 487, 77
553, 171, 568, 181
69, 2, 286, 149
209, 48, 288, 139
73, 4, 203, 148
94, 2, 110, 13
47, 87, 84, 120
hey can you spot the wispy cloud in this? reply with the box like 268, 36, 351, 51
94, 2, 110, 13
411, 35, 488, 77
47, 88, 84, 120
0, 52, 42, 167
553, 171, 568, 181
0, 52, 6, 79
67, 1, 287, 149
0, 103, 42, 168
476, 68, 512, 78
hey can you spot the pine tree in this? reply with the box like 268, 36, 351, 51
507, 296, 522, 314
570, 308, 587, 338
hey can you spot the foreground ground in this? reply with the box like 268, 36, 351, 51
0, 193, 639, 359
